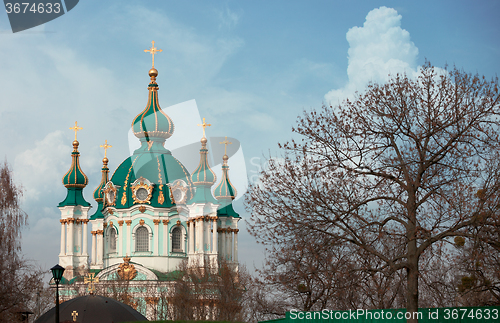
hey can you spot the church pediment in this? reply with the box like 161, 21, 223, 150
96, 257, 158, 281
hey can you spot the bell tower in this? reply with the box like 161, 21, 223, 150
58, 122, 91, 280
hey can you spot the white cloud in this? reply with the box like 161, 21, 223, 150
14, 130, 70, 202
216, 7, 240, 29
325, 6, 419, 105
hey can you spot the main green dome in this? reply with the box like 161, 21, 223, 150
109, 145, 194, 209
108, 68, 193, 209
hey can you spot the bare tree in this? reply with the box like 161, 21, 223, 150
0, 161, 44, 322
246, 64, 500, 322
454, 166, 500, 306
170, 259, 249, 321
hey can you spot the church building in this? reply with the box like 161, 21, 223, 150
55, 42, 241, 319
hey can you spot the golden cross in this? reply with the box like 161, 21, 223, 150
84, 272, 99, 294
71, 311, 78, 321
100, 140, 112, 158
197, 117, 211, 138
69, 121, 82, 141
220, 136, 232, 155
144, 41, 162, 67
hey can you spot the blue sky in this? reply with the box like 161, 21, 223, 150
0, 0, 499, 273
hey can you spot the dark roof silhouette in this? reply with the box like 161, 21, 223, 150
34, 295, 147, 323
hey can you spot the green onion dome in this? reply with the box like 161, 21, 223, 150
191, 137, 216, 185
62, 140, 88, 188
93, 157, 109, 202
59, 140, 90, 207
213, 154, 237, 200
131, 68, 174, 141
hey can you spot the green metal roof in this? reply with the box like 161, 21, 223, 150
109, 143, 194, 209
131, 73, 174, 141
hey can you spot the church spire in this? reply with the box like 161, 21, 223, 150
214, 137, 239, 217
213, 137, 237, 201
191, 118, 216, 185
59, 122, 90, 207
132, 41, 174, 145
90, 141, 111, 220
188, 119, 218, 204
93, 140, 111, 203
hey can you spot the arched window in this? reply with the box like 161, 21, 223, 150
109, 227, 116, 253
136, 226, 149, 252
172, 227, 182, 252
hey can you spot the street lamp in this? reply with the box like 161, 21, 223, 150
50, 264, 65, 323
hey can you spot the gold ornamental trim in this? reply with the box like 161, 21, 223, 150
131, 177, 154, 205
153, 219, 161, 225
162, 219, 169, 225
118, 220, 124, 226
139, 219, 145, 226
117, 257, 137, 281
126, 220, 132, 226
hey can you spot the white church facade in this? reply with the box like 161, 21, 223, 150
55, 43, 241, 318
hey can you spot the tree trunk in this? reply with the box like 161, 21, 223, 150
407, 219, 419, 323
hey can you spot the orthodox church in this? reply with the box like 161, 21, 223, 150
55, 42, 240, 319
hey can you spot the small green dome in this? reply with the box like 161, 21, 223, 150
93, 158, 109, 202
213, 154, 237, 200
59, 140, 90, 207
62, 141, 88, 188
191, 137, 216, 185
131, 69, 174, 140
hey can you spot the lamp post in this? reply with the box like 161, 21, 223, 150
50, 264, 65, 323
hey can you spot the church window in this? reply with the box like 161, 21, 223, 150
136, 226, 149, 252
109, 227, 117, 253
172, 227, 182, 252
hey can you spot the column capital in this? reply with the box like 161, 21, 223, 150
82, 219, 89, 224
96, 230, 104, 235
234, 229, 239, 233
91, 231, 97, 235
60, 219, 67, 224
125, 220, 132, 226
118, 220, 124, 226
162, 219, 169, 225
67, 218, 75, 224
103, 222, 108, 228
153, 219, 161, 225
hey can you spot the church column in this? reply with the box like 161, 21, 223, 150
228, 228, 233, 261
82, 219, 89, 256
187, 220, 192, 254
212, 218, 218, 254
59, 219, 66, 256
96, 230, 104, 265
201, 217, 206, 253
153, 219, 160, 256
91, 231, 96, 264
67, 218, 74, 255
233, 229, 238, 262
118, 221, 124, 257
75, 219, 82, 255
163, 220, 169, 255
126, 220, 132, 255
195, 217, 201, 253
221, 228, 226, 260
